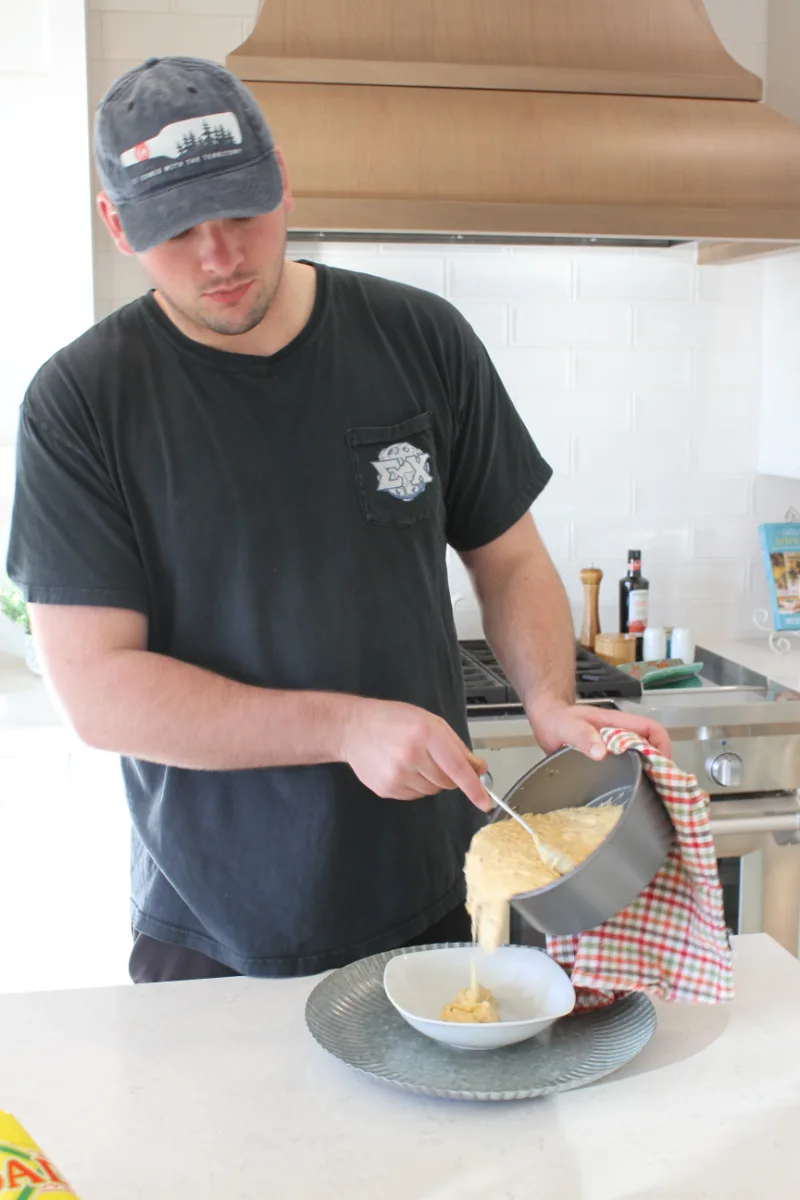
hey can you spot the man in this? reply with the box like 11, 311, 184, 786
7, 57, 668, 984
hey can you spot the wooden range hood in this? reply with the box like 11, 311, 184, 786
227, 0, 800, 256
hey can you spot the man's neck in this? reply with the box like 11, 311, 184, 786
153, 259, 317, 357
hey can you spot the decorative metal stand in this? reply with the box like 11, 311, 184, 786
753, 609, 800, 655
754, 507, 800, 655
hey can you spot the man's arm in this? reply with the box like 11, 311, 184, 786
459, 514, 670, 758
460, 513, 576, 714
29, 604, 490, 810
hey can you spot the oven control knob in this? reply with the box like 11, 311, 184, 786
708, 752, 744, 788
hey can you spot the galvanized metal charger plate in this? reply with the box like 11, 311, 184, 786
306, 943, 657, 1102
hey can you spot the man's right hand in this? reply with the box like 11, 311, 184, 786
338, 698, 492, 812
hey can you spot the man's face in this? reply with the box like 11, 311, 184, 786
98, 157, 293, 340
136, 207, 288, 337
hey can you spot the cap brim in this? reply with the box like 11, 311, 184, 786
117, 154, 284, 252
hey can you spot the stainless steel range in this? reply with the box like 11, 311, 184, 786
461, 639, 643, 716
464, 640, 800, 954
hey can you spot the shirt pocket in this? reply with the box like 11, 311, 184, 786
347, 411, 439, 528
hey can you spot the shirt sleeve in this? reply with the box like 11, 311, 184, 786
443, 316, 553, 552
7, 372, 149, 614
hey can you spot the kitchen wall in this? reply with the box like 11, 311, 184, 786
0, 0, 94, 410
760, 250, 800, 479
0, 0, 95, 653
83, 0, 799, 645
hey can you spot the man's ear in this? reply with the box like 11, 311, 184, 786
97, 191, 135, 256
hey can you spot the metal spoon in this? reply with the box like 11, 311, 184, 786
466, 753, 575, 876
482, 778, 576, 877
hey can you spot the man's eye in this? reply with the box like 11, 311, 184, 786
169, 228, 192, 242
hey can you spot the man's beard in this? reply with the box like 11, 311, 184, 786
160, 257, 285, 337
198, 283, 272, 336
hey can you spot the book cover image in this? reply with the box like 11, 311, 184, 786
759, 523, 800, 630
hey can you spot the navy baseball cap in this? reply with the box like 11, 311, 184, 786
94, 56, 284, 252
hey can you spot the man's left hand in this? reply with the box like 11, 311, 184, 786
528, 701, 671, 762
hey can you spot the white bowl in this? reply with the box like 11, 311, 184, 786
383, 945, 576, 1051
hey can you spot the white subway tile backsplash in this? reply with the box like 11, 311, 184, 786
535, 473, 632, 519
491, 346, 572, 392
573, 523, 692, 563
530, 431, 572, 477
634, 389, 758, 435
515, 390, 630, 433
99, 12, 242, 61
654, 560, 747, 603
748, 563, 771, 608
576, 347, 692, 390
452, 302, 508, 346
685, 601, 752, 641
635, 475, 751, 519
576, 431, 691, 474
753, 474, 800, 521
635, 302, 759, 350
290, 241, 384, 261
513, 302, 632, 347
530, 516, 571, 561
576, 256, 694, 302
694, 347, 760, 391
308, 253, 446, 296
694, 431, 758, 475
694, 521, 761, 560
697, 261, 763, 305
448, 254, 571, 302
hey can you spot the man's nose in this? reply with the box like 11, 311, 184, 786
197, 222, 244, 275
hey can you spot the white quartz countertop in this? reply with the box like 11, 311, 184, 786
702, 635, 800, 692
1, 934, 798, 1199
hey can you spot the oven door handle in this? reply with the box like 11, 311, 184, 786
709, 794, 800, 841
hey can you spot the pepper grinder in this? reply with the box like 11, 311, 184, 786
579, 567, 603, 651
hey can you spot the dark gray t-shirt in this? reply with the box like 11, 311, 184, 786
7, 263, 552, 976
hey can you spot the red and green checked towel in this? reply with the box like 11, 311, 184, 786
547, 728, 735, 1009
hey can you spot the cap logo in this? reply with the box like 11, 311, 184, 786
120, 111, 242, 169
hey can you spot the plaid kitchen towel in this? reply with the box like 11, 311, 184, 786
546, 728, 735, 1008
